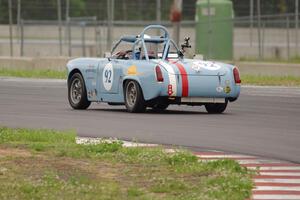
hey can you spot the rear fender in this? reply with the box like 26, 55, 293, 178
122, 75, 162, 101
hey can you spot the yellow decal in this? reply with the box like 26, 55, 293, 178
225, 86, 231, 94
127, 65, 138, 75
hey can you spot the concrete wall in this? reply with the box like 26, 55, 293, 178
0, 57, 69, 71
1, 25, 299, 60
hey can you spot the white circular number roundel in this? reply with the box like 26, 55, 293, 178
102, 63, 114, 91
192, 61, 221, 71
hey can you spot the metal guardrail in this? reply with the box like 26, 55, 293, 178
8, 13, 300, 60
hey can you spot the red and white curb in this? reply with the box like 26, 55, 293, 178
195, 151, 300, 200
76, 137, 159, 147
76, 137, 300, 199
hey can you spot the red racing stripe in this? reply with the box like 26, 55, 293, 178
170, 60, 189, 97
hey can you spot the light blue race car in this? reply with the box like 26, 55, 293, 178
67, 25, 241, 113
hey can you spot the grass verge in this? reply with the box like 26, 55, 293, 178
241, 74, 300, 86
0, 68, 66, 79
238, 56, 300, 63
0, 127, 253, 200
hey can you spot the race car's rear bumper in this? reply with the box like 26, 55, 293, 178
180, 97, 226, 104
146, 96, 231, 107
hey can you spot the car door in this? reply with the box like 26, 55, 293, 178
98, 58, 122, 94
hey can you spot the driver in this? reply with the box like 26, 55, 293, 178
134, 41, 142, 60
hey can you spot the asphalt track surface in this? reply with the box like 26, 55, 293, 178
0, 77, 300, 163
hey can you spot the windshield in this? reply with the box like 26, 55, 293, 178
111, 41, 133, 60
111, 40, 180, 60
140, 41, 180, 60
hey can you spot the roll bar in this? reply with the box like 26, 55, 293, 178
139, 25, 170, 40
110, 25, 181, 61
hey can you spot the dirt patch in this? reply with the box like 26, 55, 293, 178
0, 149, 122, 183
0, 146, 32, 158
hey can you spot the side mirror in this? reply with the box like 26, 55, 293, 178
181, 37, 192, 52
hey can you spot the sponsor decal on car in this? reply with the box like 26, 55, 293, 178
192, 61, 221, 72
87, 89, 97, 98
85, 69, 96, 73
127, 65, 138, 75
225, 86, 231, 94
216, 86, 224, 93
103, 62, 113, 91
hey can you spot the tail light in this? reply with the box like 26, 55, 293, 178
155, 66, 164, 82
233, 67, 241, 84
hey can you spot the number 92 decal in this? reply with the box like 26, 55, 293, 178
103, 63, 114, 91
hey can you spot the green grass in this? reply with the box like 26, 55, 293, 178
0, 68, 66, 79
0, 127, 253, 200
238, 56, 300, 63
241, 74, 300, 86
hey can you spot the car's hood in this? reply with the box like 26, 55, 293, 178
153, 59, 227, 76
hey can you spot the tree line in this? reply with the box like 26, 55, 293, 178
0, 0, 297, 24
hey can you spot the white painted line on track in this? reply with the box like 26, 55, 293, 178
254, 186, 300, 191
248, 167, 300, 171
259, 172, 300, 176
76, 137, 158, 147
242, 93, 300, 98
0, 76, 66, 83
164, 149, 176, 153
196, 154, 257, 159
236, 160, 283, 165
199, 159, 263, 164
254, 179, 300, 184
243, 85, 300, 89
252, 194, 300, 200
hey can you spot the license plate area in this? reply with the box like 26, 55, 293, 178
181, 97, 225, 103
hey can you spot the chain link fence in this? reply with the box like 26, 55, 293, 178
1, 0, 300, 61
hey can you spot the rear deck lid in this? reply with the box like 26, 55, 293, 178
156, 59, 227, 76
177, 60, 227, 76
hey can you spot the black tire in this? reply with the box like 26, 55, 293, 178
205, 100, 228, 114
68, 73, 91, 110
124, 80, 146, 113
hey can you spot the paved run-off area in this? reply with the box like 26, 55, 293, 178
0, 77, 300, 164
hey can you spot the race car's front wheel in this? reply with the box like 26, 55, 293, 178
124, 80, 146, 113
68, 73, 91, 110
205, 100, 228, 114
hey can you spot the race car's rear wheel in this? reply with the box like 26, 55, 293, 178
205, 100, 228, 114
68, 73, 91, 110
124, 80, 146, 113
